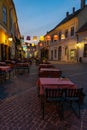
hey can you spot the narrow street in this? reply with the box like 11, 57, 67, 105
0, 63, 87, 130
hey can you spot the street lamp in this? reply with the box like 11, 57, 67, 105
8, 37, 13, 41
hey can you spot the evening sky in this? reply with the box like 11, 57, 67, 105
13, 0, 87, 43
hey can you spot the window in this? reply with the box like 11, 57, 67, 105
51, 50, 53, 60
3, 6, 7, 24
84, 44, 87, 57
70, 27, 74, 36
65, 46, 68, 55
9, 11, 13, 31
54, 49, 57, 58
65, 29, 68, 38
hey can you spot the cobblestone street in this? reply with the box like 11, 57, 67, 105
0, 63, 87, 130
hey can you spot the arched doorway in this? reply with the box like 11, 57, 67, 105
41, 48, 49, 59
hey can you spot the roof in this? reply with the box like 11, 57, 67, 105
76, 22, 87, 33
47, 7, 85, 34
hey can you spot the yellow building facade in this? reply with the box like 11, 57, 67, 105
0, 0, 20, 61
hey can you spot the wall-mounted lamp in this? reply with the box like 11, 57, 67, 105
76, 43, 80, 47
8, 37, 13, 41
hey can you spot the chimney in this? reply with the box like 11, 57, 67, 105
66, 12, 69, 17
81, 0, 85, 9
73, 7, 75, 13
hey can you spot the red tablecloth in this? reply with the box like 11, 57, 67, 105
37, 78, 76, 95
0, 66, 11, 72
39, 68, 62, 77
39, 64, 54, 71
0, 62, 6, 65
40, 68, 60, 72
16, 62, 29, 67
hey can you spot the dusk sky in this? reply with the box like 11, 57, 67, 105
13, 0, 87, 42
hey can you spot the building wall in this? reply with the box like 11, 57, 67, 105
78, 6, 87, 29
46, 6, 87, 63
48, 17, 78, 62
0, 0, 20, 60
77, 31, 87, 63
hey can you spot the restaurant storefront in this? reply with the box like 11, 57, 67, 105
0, 29, 11, 61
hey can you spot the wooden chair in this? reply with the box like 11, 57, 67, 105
65, 88, 83, 118
0, 70, 5, 83
41, 88, 65, 120
49, 71, 62, 78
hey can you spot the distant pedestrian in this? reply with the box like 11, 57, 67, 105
79, 57, 82, 63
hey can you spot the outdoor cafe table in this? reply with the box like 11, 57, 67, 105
0, 65, 12, 80
0, 62, 6, 65
37, 77, 76, 95
16, 62, 30, 73
0, 66, 12, 72
39, 64, 55, 71
39, 68, 62, 77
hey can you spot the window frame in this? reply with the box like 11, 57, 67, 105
70, 26, 74, 36
2, 5, 7, 25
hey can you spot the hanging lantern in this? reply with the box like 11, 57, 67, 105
33, 48, 35, 51
53, 34, 58, 41
21, 35, 24, 40
27, 43, 30, 46
32, 43, 35, 46
27, 48, 30, 51
40, 36, 44, 41
26, 36, 31, 40
33, 36, 37, 41
39, 42, 43, 47
61, 34, 65, 39
46, 35, 51, 41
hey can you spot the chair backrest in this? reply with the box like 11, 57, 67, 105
45, 88, 64, 100
65, 88, 83, 97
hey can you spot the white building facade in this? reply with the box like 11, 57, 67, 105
43, 0, 87, 63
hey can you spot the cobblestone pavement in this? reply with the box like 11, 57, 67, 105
0, 63, 87, 130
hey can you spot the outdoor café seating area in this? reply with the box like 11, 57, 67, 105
0, 59, 30, 83
37, 62, 84, 120
0, 60, 85, 122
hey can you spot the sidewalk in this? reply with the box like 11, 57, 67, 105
0, 64, 87, 130
49, 60, 78, 64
